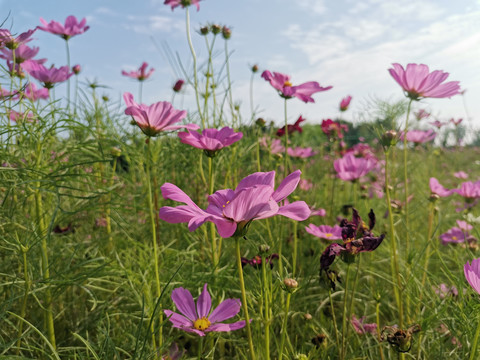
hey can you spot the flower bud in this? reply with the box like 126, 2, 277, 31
72, 64, 81, 75
211, 24, 221, 35
251, 64, 259, 73
173, 79, 185, 93
111, 147, 122, 157
381, 130, 398, 148
259, 244, 270, 254
284, 278, 298, 289
222, 25, 232, 39
304, 313, 312, 321
199, 26, 209, 35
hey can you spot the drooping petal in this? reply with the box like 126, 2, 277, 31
277, 201, 311, 221
208, 298, 241, 323
207, 320, 247, 332
164, 310, 194, 328
235, 171, 275, 191
171, 287, 197, 321
196, 284, 212, 318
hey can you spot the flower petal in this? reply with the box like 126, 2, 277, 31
196, 283, 212, 318
171, 287, 197, 321
273, 170, 301, 202
208, 298, 241, 323
207, 320, 247, 332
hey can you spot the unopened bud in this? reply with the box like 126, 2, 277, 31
222, 25, 232, 39
284, 278, 298, 289
304, 313, 312, 321
200, 26, 209, 35
251, 64, 259, 73
259, 244, 270, 254
211, 24, 221, 35
72, 64, 81, 75
381, 130, 398, 148
111, 147, 122, 157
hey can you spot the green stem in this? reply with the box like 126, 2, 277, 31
470, 316, 480, 360
208, 156, 217, 267
329, 289, 340, 351
283, 98, 289, 178
224, 40, 236, 128
139, 81, 143, 104
385, 149, 404, 329
278, 292, 291, 360
341, 263, 351, 360
403, 99, 413, 255
376, 301, 385, 360
292, 221, 298, 277
106, 157, 118, 251
236, 237, 256, 360
249, 71, 255, 122
146, 139, 162, 350
261, 254, 271, 360
417, 201, 435, 315
16, 242, 31, 354
185, 8, 205, 128
65, 40, 71, 112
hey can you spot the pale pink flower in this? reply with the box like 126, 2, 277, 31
22, 61, 73, 89
20, 82, 49, 101
164, 283, 246, 336
456, 220, 473, 232
464, 258, 480, 295
440, 227, 467, 245
400, 129, 436, 144
259, 137, 284, 155
261, 70, 332, 103
123, 92, 198, 137
0, 28, 36, 49
453, 171, 468, 179
287, 146, 317, 158
388, 63, 461, 100
453, 181, 480, 200
429, 178, 453, 197
415, 109, 430, 120
38, 15, 90, 40
305, 224, 342, 240
178, 127, 243, 155
0, 44, 44, 64
333, 153, 376, 182
161, 343, 184, 360
433, 284, 458, 299
299, 178, 313, 191
339, 95, 352, 111
122, 62, 154, 81
159, 170, 311, 238
429, 120, 446, 129
310, 208, 327, 217
164, 0, 202, 11
351, 315, 377, 335
450, 118, 463, 126
9, 110, 34, 123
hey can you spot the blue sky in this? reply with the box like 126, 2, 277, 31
2, 0, 480, 131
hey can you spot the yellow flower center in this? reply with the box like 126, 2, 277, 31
222, 200, 230, 208
325, 233, 332, 238
452, 236, 457, 241
283, 81, 292, 87
194, 317, 211, 330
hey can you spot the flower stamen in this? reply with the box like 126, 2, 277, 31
194, 316, 211, 330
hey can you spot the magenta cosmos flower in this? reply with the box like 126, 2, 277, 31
453, 181, 480, 200
178, 127, 243, 156
287, 146, 317, 159
453, 171, 468, 179
164, 0, 202, 11
164, 283, 246, 336
159, 170, 311, 238
20, 82, 49, 101
305, 224, 342, 240
400, 129, 436, 144
333, 153, 376, 182
38, 15, 90, 40
261, 70, 332, 103
339, 95, 352, 111
464, 258, 480, 295
440, 227, 467, 245
351, 315, 377, 335
173, 79, 185, 92
388, 63, 461, 100
0, 28, 36, 49
123, 92, 198, 137
122, 62, 154, 81
259, 137, 284, 155
22, 61, 73, 89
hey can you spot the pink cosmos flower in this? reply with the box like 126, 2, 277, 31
0, 88, 18, 99
0, 28, 36, 49
164, 0, 202, 11
400, 129, 436, 144
450, 118, 463, 126
0, 44, 44, 64
161, 343, 184, 360
333, 153, 376, 182
20, 82, 49, 101
440, 227, 467, 245
415, 109, 430, 120
159, 170, 311, 238
305, 224, 343, 240
122, 62, 154, 81
261, 70, 332, 103
299, 178, 313, 191
429, 120, 446, 129
178, 127, 243, 156
259, 137, 284, 155
388, 63, 461, 100
22, 61, 73, 89
464, 258, 480, 295
123, 92, 198, 137
457, 220, 473, 231
321, 119, 348, 139
310, 207, 327, 217
164, 283, 245, 336
287, 146, 317, 158
351, 315, 377, 335
453, 171, 468, 179
339, 95, 352, 111
429, 178, 453, 197
453, 181, 480, 200
38, 15, 90, 40
433, 284, 459, 299
173, 79, 185, 92
9, 110, 34, 123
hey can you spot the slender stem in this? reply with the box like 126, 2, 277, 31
345, 257, 361, 343
329, 290, 340, 351
185, 8, 205, 128
471, 315, 480, 360
403, 99, 413, 255
376, 301, 385, 360
224, 40, 236, 128
283, 98, 289, 178
145, 139, 162, 350
341, 263, 351, 360
249, 71, 255, 122
278, 292, 291, 360
16, 243, 31, 354
235, 237, 256, 360
106, 157, 118, 251
208, 156, 217, 267
417, 202, 435, 316
292, 221, 298, 277
65, 40, 71, 112
261, 254, 270, 360
198, 336, 204, 360
139, 81, 143, 104
385, 149, 404, 328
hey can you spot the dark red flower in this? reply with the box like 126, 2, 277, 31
276, 116, 305, 137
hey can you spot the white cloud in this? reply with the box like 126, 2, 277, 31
297, 0, 327, 15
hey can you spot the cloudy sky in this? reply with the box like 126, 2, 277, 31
2, 0, 479, 131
